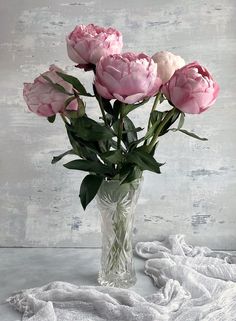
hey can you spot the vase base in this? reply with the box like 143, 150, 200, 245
98, 272, 137, 288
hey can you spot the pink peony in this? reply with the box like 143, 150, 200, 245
152, 51, 185, 83
23, 65, 78, 117
94, 53, 162, 104
66, 24, 123, 66
162, 62, 220, 114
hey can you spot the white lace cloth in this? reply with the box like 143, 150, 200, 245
7, 235, 236, 320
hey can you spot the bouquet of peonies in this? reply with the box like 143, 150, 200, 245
23, 24, 219, 210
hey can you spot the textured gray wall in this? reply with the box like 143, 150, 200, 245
0, 0, 235, 249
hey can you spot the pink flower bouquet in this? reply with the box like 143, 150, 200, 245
23, 24, 219, 210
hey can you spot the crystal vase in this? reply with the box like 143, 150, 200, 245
96, 178, 142, 288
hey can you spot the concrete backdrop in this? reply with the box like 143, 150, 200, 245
0, 0, 235, 249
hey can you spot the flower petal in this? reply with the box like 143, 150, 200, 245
94, 80, 114, 99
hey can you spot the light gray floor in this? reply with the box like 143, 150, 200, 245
0, 248, 156, 320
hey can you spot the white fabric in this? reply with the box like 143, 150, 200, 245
7, 235, 236, 320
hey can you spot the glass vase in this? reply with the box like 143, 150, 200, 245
96, 178, 142, 288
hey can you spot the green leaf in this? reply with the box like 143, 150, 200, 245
136, 143, 159, 157
66, 110, 79, 119
66, 126, 97, 160
63, 159, 112, 175
121, 165, 143, 184
97, 140, 108, 153
175, 129, 208, 141
51, 149, 75, 164
113, 100, 122, 120
54, 83, 72, 95
104, 113, 113, 126
56, 72, 93, 97
79, 174, 103, 210
122, 103, 135, 116
47, 115, 56, 123
127, 148, 163, 173
123, 127, 143, 134
149, 142, 159, 157
150, 110, 164, 126
108, 139, 126, 152
93, 85, 113, 116
67, 126, 106, 160
177, 112, 185, 130
42, 75, 72, 95
77, 143, 98, 161
128, 111, 166, 150
118, 163, 133, 182
112, 120, 119, 136
128, 121, 160, 150
144, 123, 159, 141
75, 117, 114, 141
122, 99, 149, 117
101, 150, 123, 164
66, 127, 82, 156
159, 93, 166, 104
159, 109, 180, 136
102, 99, 113, 115
123, 116, 138, 146
76, 97, 86, 118
123, 116, 137, 133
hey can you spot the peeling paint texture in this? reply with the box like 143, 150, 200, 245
0, 0, 236, 249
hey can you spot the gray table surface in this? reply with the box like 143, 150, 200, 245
0, 248, 156, 320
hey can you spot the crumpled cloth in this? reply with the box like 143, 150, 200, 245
7, 235, 236, 321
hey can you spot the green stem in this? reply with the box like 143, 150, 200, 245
117, 104, 124, 150
93, 79, 108, 127
98, 95, 108, 126
147, 108, 176, 153
144, 93, 162, 146
60, 113, 70, 125
149, 93, 162, 128
106, 211, 128, 273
